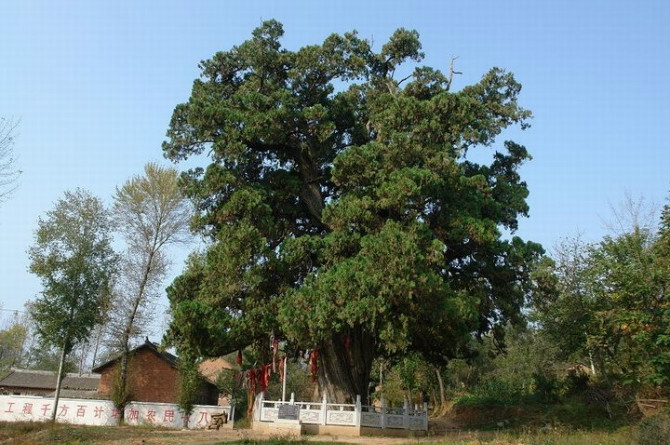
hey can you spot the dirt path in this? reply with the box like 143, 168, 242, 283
92, 429, 420, 445
94, 419, 464, 445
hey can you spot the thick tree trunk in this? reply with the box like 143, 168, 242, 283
317, 328, 375, 404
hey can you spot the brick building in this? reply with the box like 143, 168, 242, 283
93, 338, 221, 405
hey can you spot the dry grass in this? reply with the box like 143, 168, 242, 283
0, 421, 635, 445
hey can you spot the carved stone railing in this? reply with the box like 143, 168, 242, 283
255, 393, 427, 431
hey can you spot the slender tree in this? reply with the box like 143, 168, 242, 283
164, 21, 543, 403
107, 163, 191, 416
28, 189, 116, 422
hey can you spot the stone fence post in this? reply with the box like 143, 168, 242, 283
320, 393, 327, 425
355, 395, 362, 427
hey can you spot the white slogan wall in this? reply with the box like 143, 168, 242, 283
0, 395, 232, 429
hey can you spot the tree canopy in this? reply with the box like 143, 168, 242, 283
164, 20, 543, 402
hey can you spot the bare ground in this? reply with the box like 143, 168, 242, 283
62, 418, 464, 445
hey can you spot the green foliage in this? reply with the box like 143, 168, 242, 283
23, 345, 76, 373
637, 412, 670, 445
177, 351, 205, 421
263, 360, 316, 402
215, 368, 247, 416
164, 20, 542, 401
110, 362, 131, 411
375, 354, 436, 407
534, 202, 670, 397
0, 313, 27, 371
27, 189, 117, 356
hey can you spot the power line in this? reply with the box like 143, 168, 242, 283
0, 308, 25, 313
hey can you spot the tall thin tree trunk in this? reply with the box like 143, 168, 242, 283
51, 343, 68, 423
77, 342, 88, 375
117, 250, 155, 421
585, 331, 597, 376
91, 324, 103, 370
435, 366, 446, 413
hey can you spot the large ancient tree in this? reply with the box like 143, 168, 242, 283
163, 20, 543, 403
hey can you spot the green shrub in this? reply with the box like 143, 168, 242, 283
533, 369, 560, 403
637, 412, 670, 445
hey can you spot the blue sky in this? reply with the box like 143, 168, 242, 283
1, 1, 669, 321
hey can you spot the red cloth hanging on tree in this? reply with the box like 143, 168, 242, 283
258, 364, 272, 392
309, 350, 319, 382
256, 366, 264, 392
248, 368, 257, 394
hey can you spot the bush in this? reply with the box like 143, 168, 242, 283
453, 379, 526, 407
564, 366, 591, 395
637, 412, 670, 445
533, 369, 560, 403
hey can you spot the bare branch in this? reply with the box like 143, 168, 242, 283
446, 56, 462, 91
0, 117, 21, 203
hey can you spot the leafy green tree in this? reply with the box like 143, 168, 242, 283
650, 198, 670, 390
532, 238, 598, 372
106, 163, 191, 417
28, 189, 117, 421
536, 199, 670, 397
24, 347, 77, 373
0, 311, 28, 373
164, 21, 542, 403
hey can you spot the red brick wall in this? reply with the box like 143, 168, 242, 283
97, 370, 114, 395
97, 349, 179, 403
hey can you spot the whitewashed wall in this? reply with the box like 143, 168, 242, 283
0, 395, 233, 429
0, 395, 116, 426
124, 401, 233, 429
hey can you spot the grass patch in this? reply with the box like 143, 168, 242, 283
0, 421, 46, 441
452, 394, 631, 431
0, 422, 178, 445
0, 420, 640, 445
418, 427, 635, 445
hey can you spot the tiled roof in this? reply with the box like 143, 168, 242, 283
92, 338, 177, 373
48, 389, 105, 399
0, 369, 100, 391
